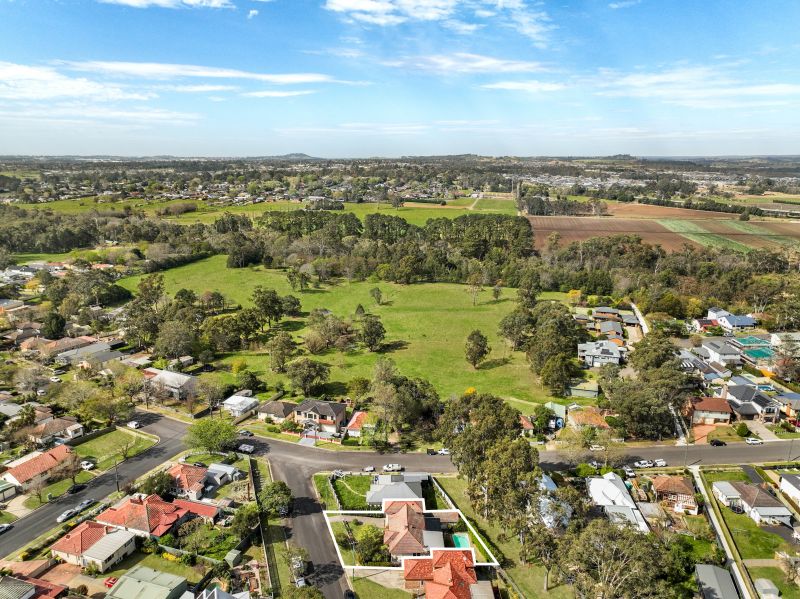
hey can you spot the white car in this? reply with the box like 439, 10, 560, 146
80, 461, 95, 471
57, 508, 77, 523
653, 459, 667, 467
382, 464, 403, 472
238, 444, 255, 454
36, 389, 47, 396
588, 444, 606, 452
437, 448, 451, 455
746, 437, 763, 445
126, 421, 141, 429
623, 466, 636, 478
633, 460, 653, 468
49, 376, 61, 383
362, 466, 375, 473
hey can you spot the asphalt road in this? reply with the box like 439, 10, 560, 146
0, 411, 187, 558
4, 412, 800, 599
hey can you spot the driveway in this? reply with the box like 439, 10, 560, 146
747, 419, 780, 441
692, 424, 716, 445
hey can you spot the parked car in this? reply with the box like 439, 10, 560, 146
36, 389, 47, 396
192, 462, 206, 468
67, 483, 87, 494
344, 591, 356, 599
426, 448, 437, 455
57, 508, 77, 523
126, 421, 141, 429
437, 448, 451, 455
588, 460, 601, 469
633, 460, 653, 468
238, 430, 254, 437
80, 460, 95, 471
362, 466, 375, 473
0, 524, 12, 534
623, 466, 636, 478
77, 498, 96, 510
382, 464, 403, 472
746, 437, 763, 445
654, 459, 667, 467
238, 444, 255, 454
49, 376, 61, 383
588, 444, 606, 452
710, 439, 726, 447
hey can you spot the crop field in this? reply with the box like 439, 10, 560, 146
657, 219, 754, 251
604, 202, 733, 219
119, 256, 565, 406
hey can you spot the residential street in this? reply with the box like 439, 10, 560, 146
3, 413, 800, 598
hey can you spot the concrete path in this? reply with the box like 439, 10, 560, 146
743, 558, 781, 567
4, 494, 33, 520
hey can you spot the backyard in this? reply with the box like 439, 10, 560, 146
352, 576, 413, 598
332, 475, 372, 510
747, 566, 800, 599
103, 550, 208, 583
74, 429, 157, 471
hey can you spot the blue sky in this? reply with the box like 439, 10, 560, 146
1, 0, 799, 156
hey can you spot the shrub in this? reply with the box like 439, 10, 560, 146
74, 584, 89, 595
266, 425, 280, 433
574, 463, 598, 477
180, 552, 197, 566
735, 423, 750, 437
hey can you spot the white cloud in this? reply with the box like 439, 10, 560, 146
481, 80, 565, 92
0, 104, 200, 124
247, 9, 258, 18
243, 90, 316, 97
0, 62, 154, 101
98, 0, 234, 7
159, 84, 238, 92
383, 52, 547, 73
608, 0, 640, 9
63, 61, 338, 85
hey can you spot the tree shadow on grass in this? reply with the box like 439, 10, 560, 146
321, 381, 348, 396
378, 340, 409, 353
479, 357, 511, 370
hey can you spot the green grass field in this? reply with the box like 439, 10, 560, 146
722, 220, 799, 247
719, 509, 790, 559
23, 470, 95, 509
352, 577, 413, 598
658, 219, 753, 252
74, 429, 157, 471
119, 256, 560, 405
332, 475, 372, 510
747, 566, 800, 599
313, 473, 337, 509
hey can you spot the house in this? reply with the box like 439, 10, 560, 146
0, 575, 66, 599
538, 474, 571, 529
543, 401, 567, 429
120, 353, 153, 369
402, 550, 491, 598
142, 368, 198, 400
39, 336, 95, 358
167, 464, 208, 501
577, 340, 624, 367
690, 397, 733, 425
707, 307, 731, 321
593, 307, 622, 322
701, 340, 742, 366
345, 411, 373, 438
172, 499, 221, 523
567, 406, 611, 430
691, 318, 719, 333
621, 313, 640, 327
56, 341, 113, 365
206, 463, 240, 486
78, 349, 124, 370
597, 320, 624, 338
366, 473, 428, 508
519, 414, 535, 436
257, 400, 296, 423
1, 445, 74, 492
383, 500, 447, 559
776, 393, 800, 420
28, 417, 83, 446
105, 565, 188, 599
695, 564, 739, 599
96, 494, 191, 538
587, 472, 649, 533
221, 394, 259, 418
717, 314, 757, 333
50, 521, 136, 572
0, 299, 24, 314
715, 481, 792, 525
717, 386, 779, 423
780, 473, 800, 505
771, 332, 800, 348
293, 399, 348, 433
651, 475, 698, 514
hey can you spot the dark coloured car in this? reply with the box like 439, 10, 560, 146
0, 524, 12, 534
710, 439, 726, 447
426, 448, 437, 456
67, 484, 87, 494
239, 430, 254, 437
344, 591, 356, 599
192, 462, 206, 468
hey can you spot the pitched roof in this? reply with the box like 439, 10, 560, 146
96, 494, 189, 537
172, 499, 219, 519
294, 399, 346, 419
384, 501, 427, 556
425, 551, 478, 599
50, 521, 112, 556
167, 464, 207, 493
519, 414, 534, 430
258, 400, 296, 418
692, 397, 733, 414
652, 475, 694, 497
30, 416, 80, 439
732, 482, 789, 510
346, 410, 369, 431
4, 445, 73, 484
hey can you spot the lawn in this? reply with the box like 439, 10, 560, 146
119, 255, 556, 405
0, 512, 18, 524
332, 475, 372, 510
329, 520, 358, 566
24, 470, 95, 509
747, 566, 800, 599
74, 429, 157, 471
314, 474, 337, 509
702, 469, 752, 483
103, 551, 207, 583
658, 219, 753, 252
707, 426, 749, 444
352, 577, 413, 598
719, 509, 790, 559
436, 476, 572, 599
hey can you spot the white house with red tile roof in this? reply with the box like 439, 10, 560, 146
167, 463, 208, 501
345, 411, 371, 438
1, 445, 74, 491
50, 521, 136, 572
96, 494, 190, 538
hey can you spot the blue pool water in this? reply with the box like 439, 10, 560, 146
452, 533, 471, 548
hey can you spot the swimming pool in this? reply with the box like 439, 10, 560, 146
452, 533, 471, 549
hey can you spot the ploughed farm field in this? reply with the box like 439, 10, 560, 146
119, 255, 563, 408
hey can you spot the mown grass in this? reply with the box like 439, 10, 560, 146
747, 566, 800, 599
352, 577, 413, 598
314, 474, 337, 510
719, 509, 790, 559
437, 476, 572, 599
23, 470, 95, 509
119, 256, 560, 404
658, 219, 753, 252
332, 475, 372, 510
74, 429, 156, 471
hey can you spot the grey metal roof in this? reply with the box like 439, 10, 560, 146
695, 564, 739, 599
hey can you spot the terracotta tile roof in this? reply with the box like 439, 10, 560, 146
167, 463, 207, 493
652, 475, 694, 497
519, 415, 534, 430
50, 521, 112, 556
424, 551, 478, 599
172, 499, 219, 519
346, 411, 368, 431
96, 495, 188, 537
692, 397, 733, 414
384, 501, 426, 556
403, 558, 434, 581
16, 575, 67, 599
4, 445, 73, 484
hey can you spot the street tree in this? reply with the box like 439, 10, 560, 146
259, 481, 293, 517
370, 287, 383, 305
185, 417, 237, 453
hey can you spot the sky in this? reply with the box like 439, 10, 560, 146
0, 0, 799, 157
